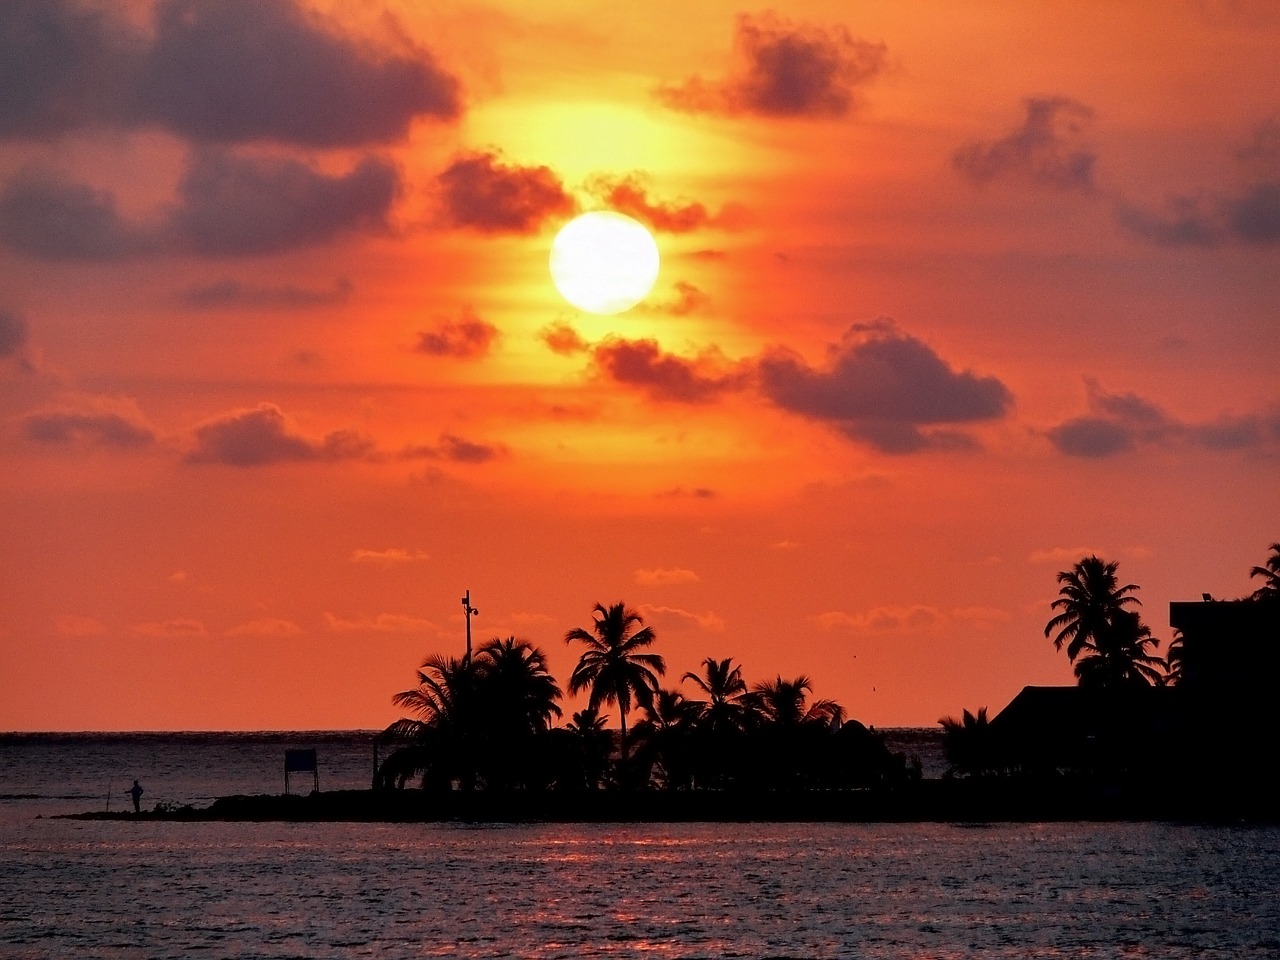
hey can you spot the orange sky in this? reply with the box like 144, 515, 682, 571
1, 0, 1277, 730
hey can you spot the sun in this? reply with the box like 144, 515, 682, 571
549, 211, 660, 315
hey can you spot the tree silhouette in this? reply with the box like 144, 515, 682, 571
1249, 542, 1280, 600
564, 602, 665, 766
682, 656, 748, 735
1072, 609, 1164, 690
1044, 555, 1142, 662
632, 688, 700, 789
745, 675, 844, 729
938, 707, 999, 778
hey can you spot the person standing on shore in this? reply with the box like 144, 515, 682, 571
128, 780, 143, 814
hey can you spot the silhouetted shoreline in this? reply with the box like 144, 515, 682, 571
58, 779, 1278, 824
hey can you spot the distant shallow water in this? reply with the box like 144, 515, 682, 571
3, 819, 1278, 958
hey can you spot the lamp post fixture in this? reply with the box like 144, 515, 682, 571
462, 590, 478, 665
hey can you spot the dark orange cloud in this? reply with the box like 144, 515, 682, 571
21, 409, 155, 448
0, 310, 28, 358
586, 174, 748, 233
179, 277, 353, 309
756, 323, 1012, 453
0, 150, 399, 260
1116, 182, 1280, 246
0, 0, 461, 145
437, 151, 575, 233
538, 321, 590, 356
415, 308, 499, 358
658, 12, 886, 119
401, 434, 507, 464
592, 337, 743, 403
186, 404, 375, 466
1046, 380, 1280, 457
952, 97, 1096, 191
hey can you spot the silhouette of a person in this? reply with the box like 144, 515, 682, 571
128, 780, 143, 814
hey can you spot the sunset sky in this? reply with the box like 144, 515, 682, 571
2, 0, 1277, 731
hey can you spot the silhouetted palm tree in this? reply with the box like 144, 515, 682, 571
682, 656, 748, 734
745, 675, 845, 729
938, 707, 1000, 778
633, 688, 700, 789
565, 705, 612, 790
1045, 555, 1142, 662
1072, 609, 1164, 690
1163, 630, 1186, 686
474, 636, 562, 734
1250, 542, 1280, 600
387, 653, 481, 789
565, 602, 665, 765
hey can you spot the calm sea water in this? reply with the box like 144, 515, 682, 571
2, 732, 1278, 959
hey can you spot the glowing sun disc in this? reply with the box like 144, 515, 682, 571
549, 211, 659, 315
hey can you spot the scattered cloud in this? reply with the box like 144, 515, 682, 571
1116, 181, 1280, 246
170, 149, 399, 256
179, 277, 352, 309
1045, 379, 1280, 457
637, 604, 725, 631
650, 280, 712, 316
351, 547, 430, 565
414, 308, 499, 358
816, 605, 943, 632
953, 97, 1097, 191
756, 321, 1012, 453
0, 0, 461, 145
324, 612, 436, 633
0, 310, 29, 358
401, 433, 508, 464
585, 174, 748, 233
436, 150, 575, 233
592, 336, 744, 403
21, 397, 156, 449
53, 614, 107, 638
131, 618, 207, 638
225, 618, 303, 638
655, 486, 719, 499
1028, 546, 1101, 565
186, 403, 375, 466
0, 150, 399, 260
538, 321, 590, 356
634, 567, 700, 586
659, 12, 886, 119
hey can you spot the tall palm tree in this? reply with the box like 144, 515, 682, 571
632, 688, 700, 789
1044, 555, 1142, 662
1249, 542, 1280, 600
682, 656, 748, 734
565, 602, 665, 764
938, 707, 999, 778
1072, 609, 1165, 690
386, 653, 481, 789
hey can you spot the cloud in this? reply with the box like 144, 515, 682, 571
400, 433, 508, 464
0, 169, 154, 260
1028, 546, 1102, 565
179, 277, 352, 309
437, 150, 575, 233
952, 97, 1097, 191
538, 321, 590, 356
637, 604, 725, 631
1045, 379, 1280, 457
21, 397, 156, 449
324, 612, 436, 634
0, 150, 399, 260
0, 310, 28, 358
1237, 118, 1280, 168
756, 322, 1012, 453
634, 567, 700, 586
816, 605, 943, 632
0, 0, 133, 140
131, 618, 207, 638
225, 618, 303, 638
351, 547, 430, 565
585, 174, 748, 233
414, 308, 499, 358
655, 486, 719, 499
186, 403, 375, 466
0, 0, 461, 146
659, 12, 886, 119
136, 0, 460, 146
650, 281, 712, 317
53, 614, 107, 638
1119, 184, 1280, 247
170, 149, 399, 256
592, 337, 744, 403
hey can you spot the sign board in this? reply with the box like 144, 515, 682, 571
284, 748, 319, 794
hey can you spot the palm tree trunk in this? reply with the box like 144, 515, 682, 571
619, 707, 629, 766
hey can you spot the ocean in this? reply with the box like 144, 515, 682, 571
2, 731, 1279, 958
